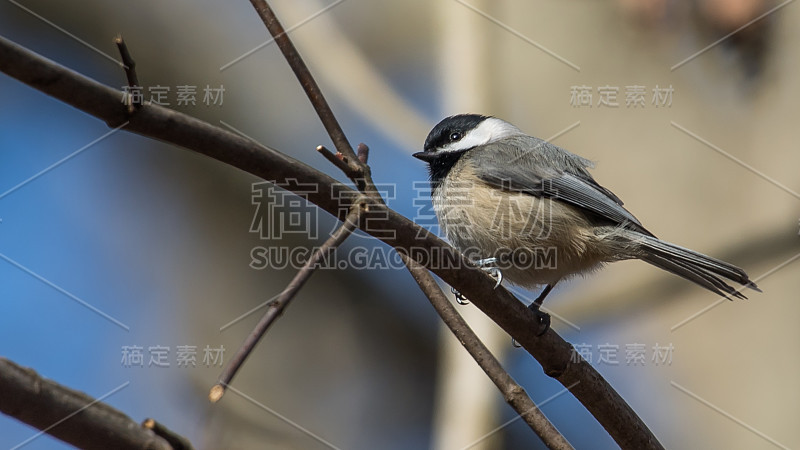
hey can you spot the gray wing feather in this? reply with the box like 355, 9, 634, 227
469, 137, 654, 236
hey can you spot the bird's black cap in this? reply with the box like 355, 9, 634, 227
413, 114, 490, 182
419, 113, 489, 155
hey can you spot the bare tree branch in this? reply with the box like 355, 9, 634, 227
316, 144, 354, 177
400, 255, 574, 450
0, 357, 179, 450
248, 0, 360, 173
0, 34, 663, 449
114, 35, 139, 89
210, 200, 364, 402
114, 34, 140, 114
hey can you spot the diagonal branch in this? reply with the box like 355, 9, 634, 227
0, 357, 179, 449
247, 0, 386, 200
210, 199, 364, 402
0, 35, 663, 449
248, 0, 360, 175
400, 255, 574, 450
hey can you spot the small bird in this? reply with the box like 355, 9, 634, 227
413, 114, 759, 328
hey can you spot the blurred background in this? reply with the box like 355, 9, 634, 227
1, 0, 798, 448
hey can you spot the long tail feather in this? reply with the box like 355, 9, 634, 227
636, 235, 759, 299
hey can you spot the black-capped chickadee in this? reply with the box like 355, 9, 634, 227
413, 114, 759, 323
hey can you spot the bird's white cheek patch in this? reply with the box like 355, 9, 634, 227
440, 117, 523, 154
440, 132, 490, 153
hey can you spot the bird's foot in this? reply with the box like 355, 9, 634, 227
512, 303, 551, 347
451, 258, 503, 305
451, 287, 470, 305
476, 257, 503, 289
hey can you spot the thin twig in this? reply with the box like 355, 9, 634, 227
248, 0, 360, 173
114, 35, 139, 114
143, 418, 195, 450
210, 200, 364, 402
0, 35, 664, 449
114, 35, 138, 88
316, 144, 353, 176
400, 255, 574, 450
0, 358, 176, 449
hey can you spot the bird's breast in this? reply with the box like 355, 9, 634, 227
431, 161, 609, 286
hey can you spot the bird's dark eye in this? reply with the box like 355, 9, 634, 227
449, 132, 462, 141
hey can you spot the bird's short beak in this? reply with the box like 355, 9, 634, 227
413, 151, 437, 163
